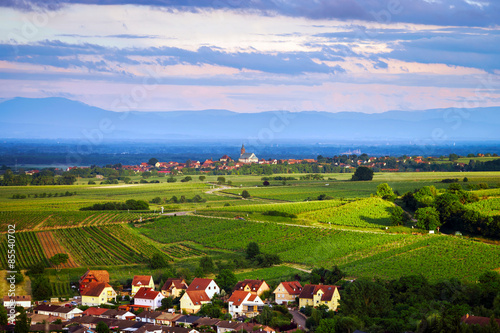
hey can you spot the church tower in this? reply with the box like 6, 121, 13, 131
240, 144, 245, 155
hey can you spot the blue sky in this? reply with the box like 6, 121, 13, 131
0, 0, 499, 113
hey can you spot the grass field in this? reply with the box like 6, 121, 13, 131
1, 171, 500, 295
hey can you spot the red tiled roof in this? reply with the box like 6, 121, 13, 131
83, 307, 109, 316
187, 278, 213, 291
132, 275, 152, 287
79, 270, 110, 284
81, 282, 112, 297
461, 315, 500, 327
298, 284, 339, 301
162, 278, 188, 291
3, 295, 31, 302
281, 281, 302, 296
228, 291, 249, 306
186, 291, 211, 305
248, 294, 257, 302
234, 279, 267, 292
134, 287, 160, 300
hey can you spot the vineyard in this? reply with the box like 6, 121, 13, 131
203, 199, 347, 215
299, 197, 394, 228
136, 215, 500, 282
0, 211, 158, 231
37, 231, 78, 268
466, 197, 500, 216
0, 231, 49, 269
162, 243, 205, 259
54, 226, 148, 266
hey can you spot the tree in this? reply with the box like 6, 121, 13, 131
241, 190, 250, 199
390, 206, 405, 226
161, 297, 174, 310
148, 158, 159, 166
217, 176, 226, 184
199, 256, 215, 274
199, 175, 206, 181
149, 253, 169, 269
14, 308, 29, 333
415, 207, 441, 230
315, 318, 337, 333
376, 183, 395, 200
167, 176, 177, 183
96, 321, 110, 333
263, 180, 270, 186
215, 269, 238, 293
50, 253, 69, 271
351, 166, 373, 181
246, 242, 260, 260
0, 305, 8, 326
28, 261, 46, 276
342, 278, 392, 318
32, 275, 52, 300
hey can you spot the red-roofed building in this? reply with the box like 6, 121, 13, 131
219, 155, 232, 162
461, 314, 500, 327
228, 291, 264, 318
298, 284, 340, 311
82, 307, 109, 317
180, 279, 220, 314
134, 287, 164, 310
273, 281, 303, 305
131, 275, 154, 296
79, 270, 110, 293
233, 280, 270, 297
161, 278, 188, 298
81, 282, 116, 306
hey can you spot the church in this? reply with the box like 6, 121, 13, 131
238, 144, 258, 163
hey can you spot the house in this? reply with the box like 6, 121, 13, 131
136, 311, 164, 325
175, 315, 201, 327
101, 309, 136, 320
134, 287, 164, 310
238, 145, 258, 164
298, 284, 340, 311
163, 327, 199, 333
82, 307, 109, 317
233, 280, 270, 297
33, 304, 83, 320
81, 282, 117, 306
219, 155, 232, 162
161, 278, 188, 298
132, 275, 155, 296
216, 321, 243, 333
273, 281, 302, 305
3, 295, 31, 308
194, 317, 221, 328
227, 291, 264, 318
156, 312, 182, 327
461, 314, 500, 327
180, 278, 220, 314
79, 270, 110, 293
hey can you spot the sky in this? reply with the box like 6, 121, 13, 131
0, 0, 499, 113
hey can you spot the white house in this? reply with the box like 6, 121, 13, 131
227, 291, 264, 318
188, 278, 220, 299
131, 275, 155, 296
3, 295, 31, 308
180, 278, 220, 314
134, 287, 164, 310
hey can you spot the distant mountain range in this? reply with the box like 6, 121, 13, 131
1, 97, 499, 141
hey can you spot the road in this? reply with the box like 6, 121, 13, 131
290, 309, 307, 330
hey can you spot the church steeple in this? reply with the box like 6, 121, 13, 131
241, 144, 246, 155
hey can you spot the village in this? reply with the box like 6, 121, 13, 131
6, 269, 342, 333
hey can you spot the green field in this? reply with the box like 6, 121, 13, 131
1, 171, 500, 295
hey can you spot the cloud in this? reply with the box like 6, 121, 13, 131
2, 0, 499, 27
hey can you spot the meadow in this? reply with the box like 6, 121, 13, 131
1, 171, 500, 296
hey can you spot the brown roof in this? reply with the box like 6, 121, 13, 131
161, 278, 188, 291
228, 291, 250, 306
81, 282, 112, 297
30, 324, 63, 331
298, 284, 339, 301
161, 327, 192, 333
79, 270, 110, 284
83, 307, 109, 316
133, 275, 153, 287
461, 315, 500, 327
217, 321, 243, 330
33, 304, 61, 313
280, 281, 302, 296
3, 295, 31, 302
194, 317, 221, 326
187, 278, 213, 291
136, 311, 164, 319
186, 291, 211, 305
233, 279, 267, 293
157, 313, 182, 321
135, 287, 161, 300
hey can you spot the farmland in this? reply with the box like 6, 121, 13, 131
1, 171, 500, 294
